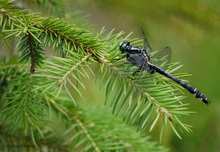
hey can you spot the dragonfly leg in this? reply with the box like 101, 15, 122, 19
132, 69, 141, 76
147, 65, 156, 74
148, 69, 156, 74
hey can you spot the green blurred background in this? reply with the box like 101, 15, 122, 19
67, 0, 220, 151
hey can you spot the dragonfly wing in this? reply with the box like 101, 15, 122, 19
140, 27, 153, 54
152, 46, 172, 66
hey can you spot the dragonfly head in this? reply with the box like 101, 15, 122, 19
119, 42, 130, 53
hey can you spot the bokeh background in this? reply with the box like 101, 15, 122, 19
67, 0, 220, 152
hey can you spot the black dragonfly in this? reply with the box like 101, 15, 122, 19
119, 28, 211, 105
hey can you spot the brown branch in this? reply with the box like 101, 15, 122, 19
28, 35, 35, 74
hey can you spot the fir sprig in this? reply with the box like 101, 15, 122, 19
0, 0, 197, 151
0, 56, 167, 151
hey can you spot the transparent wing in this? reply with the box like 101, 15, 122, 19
140, 27, 153, 54
151, 46, 172, 67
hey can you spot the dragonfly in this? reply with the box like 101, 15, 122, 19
119, 28, 211, 105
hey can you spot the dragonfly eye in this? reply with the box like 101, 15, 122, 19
119, 42, 130, 53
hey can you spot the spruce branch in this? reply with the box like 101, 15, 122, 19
0, 56, 167, 151
2, 2, 192, 139
0, 0, 103, 71
0, 0, 198, 150
44, 95, 101, 152
34, 50, 92, 104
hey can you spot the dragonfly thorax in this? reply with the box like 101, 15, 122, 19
119, 42, 148, 55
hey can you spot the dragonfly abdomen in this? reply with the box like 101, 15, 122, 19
148, 63, 211, 105
178, 80, 210, 104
